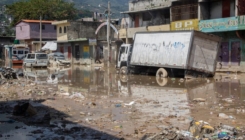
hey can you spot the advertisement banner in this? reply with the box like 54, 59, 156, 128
199, 17, 238, 32
171, 19, 199, 31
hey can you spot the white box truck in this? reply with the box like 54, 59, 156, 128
117, 31, 221, 78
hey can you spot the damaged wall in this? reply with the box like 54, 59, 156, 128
67, 21, 117, 41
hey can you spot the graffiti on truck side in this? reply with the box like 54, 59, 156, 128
132, 41, 188, 66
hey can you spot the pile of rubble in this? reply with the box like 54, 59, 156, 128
0, 67, 18, 80
147, 120, 245, 140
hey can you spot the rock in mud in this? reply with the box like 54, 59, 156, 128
13, 102, 37, 116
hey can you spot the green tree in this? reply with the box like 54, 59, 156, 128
6, 0, 77, 26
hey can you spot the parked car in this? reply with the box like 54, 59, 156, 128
23, 53, 49, 68
48, 52, 71, 67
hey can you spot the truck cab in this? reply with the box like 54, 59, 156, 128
117, 44, 132, 73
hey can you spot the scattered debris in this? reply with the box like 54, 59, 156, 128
193, 98, 206, 102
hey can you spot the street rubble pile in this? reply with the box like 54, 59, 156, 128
0, 67, 245, 139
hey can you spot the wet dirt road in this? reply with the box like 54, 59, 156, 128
0, 66, 245, 139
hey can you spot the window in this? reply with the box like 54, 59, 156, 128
59, 27, 62, 33
25, 51, 28, 54
42, 25, 45, 30
143, 12, 151, 21
38, 25, 45, 30
54, 25, 56, 30
27, 54, 35, 59
64, 26, 67, 33
13, 51, 17, 54
36, 54, 48, 59
20, 26, 22, 30
18, 50, 24, 54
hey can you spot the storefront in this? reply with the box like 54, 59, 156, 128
199, 16, 245, 71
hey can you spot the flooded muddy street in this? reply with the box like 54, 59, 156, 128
0, 66, 245, 139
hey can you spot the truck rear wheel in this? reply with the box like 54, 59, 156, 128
120, 66, 128, 75
156, 68, 168, 78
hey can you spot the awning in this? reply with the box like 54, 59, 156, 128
41, 42, 57, 51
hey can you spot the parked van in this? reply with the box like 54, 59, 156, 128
23, 53, 48, 68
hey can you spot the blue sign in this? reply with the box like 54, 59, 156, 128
199, 17, 238, 32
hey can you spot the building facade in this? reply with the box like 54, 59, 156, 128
120, 0, 245, 72
15, 20, 56, 52
52, 20, 118, 65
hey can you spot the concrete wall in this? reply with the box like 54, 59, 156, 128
210, 1, 222, 19
119, 24, 170, 39
16, 22, 30, 40
57, 43, 72, 60
71, 41, 95, 65
67, 21, 116, 41
56, 23, 70, 41
129, 0, 172, 12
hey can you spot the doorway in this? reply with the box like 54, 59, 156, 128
230, 41, 241, 66
135, 15, 139, 27
75, 45, 80, 61
220, 42, 229, 67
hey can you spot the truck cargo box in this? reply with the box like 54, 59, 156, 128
117, 30, 222, 78
130, 31, 221, 75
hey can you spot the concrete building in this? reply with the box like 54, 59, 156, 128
15, 20, 56, 52
198, 0, 245, 72
52, 20, 119, 65
119, 0, 171, 43
120, 0, 245, 72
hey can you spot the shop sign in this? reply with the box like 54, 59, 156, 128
171, 19, 199, 30
238, 15, 245, 29
89, 39, 97, 45
199, 17, 238, 32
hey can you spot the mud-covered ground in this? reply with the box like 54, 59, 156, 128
0, 66, 245, 140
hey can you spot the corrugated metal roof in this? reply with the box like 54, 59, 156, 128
16, 19, 54, 25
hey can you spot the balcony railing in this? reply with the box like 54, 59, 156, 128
171, 4, 198, 21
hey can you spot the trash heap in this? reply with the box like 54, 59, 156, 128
0, 67, 17, 80
147, 120, 245, 140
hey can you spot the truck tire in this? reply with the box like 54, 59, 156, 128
156, 77, 168, 86
156, 68, 168, 78
120, 66, 128, 75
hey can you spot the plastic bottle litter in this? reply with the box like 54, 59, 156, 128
221, 125, 235, 131
218, 132, 229, 139
115, 104, 121, 107
178, 130, 193, 138
218, 113, 230, 119
125, 101, 135, 106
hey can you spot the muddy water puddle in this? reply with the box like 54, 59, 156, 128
0, 66, 245, 139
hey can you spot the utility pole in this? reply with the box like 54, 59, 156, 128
40, 15, 42, 52
107, 1, 111, 96
107, 1, 111, 68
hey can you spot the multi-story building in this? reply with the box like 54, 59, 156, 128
120, 0, 245, 72
119, 0, 171, 43
15, 19, 57, 52
199, 0, 245, 72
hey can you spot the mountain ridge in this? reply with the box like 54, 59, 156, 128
0, 0, 129, 18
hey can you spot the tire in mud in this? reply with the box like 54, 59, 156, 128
156, 68, 168, 78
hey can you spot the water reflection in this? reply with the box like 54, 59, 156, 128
18, 67, 245, 103
6, 66, 245, 130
